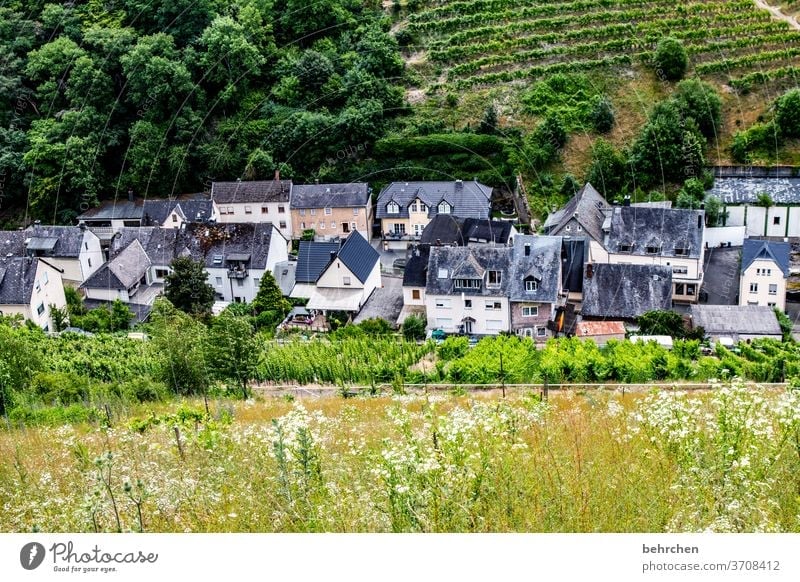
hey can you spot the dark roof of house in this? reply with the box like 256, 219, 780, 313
77, 200, 144, 221
0, 231, 28, 257
23, 225, 90, 258
82, 239, 150, 290
543, 183, 609, 242
403, 245, 431, 288
561, 237, 587, 293
333, 231, 380, 284
290, 183, 369, 209
741, 239, 791, 277
211, 179, 292, 204
605, 206, 704, 259
142, 198, 214, 226
463, 218, 513, 244
110, 227, 187, 266
706, 177, 800, 204
509, 236, 562, 303
419, 215, 465, 245
181, 223, 278, 270
376, 180, 492, 220
689, 304, 782, 336
581, 263, 673, 319
296, 240, 340, 284
0, 257, 37, 304
426, 245, 513, 295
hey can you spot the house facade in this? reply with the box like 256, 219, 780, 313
81, 239, 152, 304
509, 236, 563, 341
376, 180, 493, 250
0, 257, 67, 330
290, 183, 372, 241
543, 183, 610, 263
739, 239, 790, 310
211, 176, 293, 239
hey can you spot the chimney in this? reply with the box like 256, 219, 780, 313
79, 223, 86, 231
623, 195, 631, 207
697, 214, 702, 229
586, 263, 594, 279
524, 243, 531, 256
455, 179, 463, 191
128, 188, 134, 202
274, 169, 281, 181
436, 238, 441, 246
315, 179, 319, 184
329, 250, 337, 262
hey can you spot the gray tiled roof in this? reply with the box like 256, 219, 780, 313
77, 200, 144, 221
211, 180, 292, 204
290, 183, 369, 209
82, 239, 150, 290
689, 304, 781, 336
741, 239, 790, 278
403, 245, 430, 288
335, 231, 379, 284
426, 245, 513, 296
420, 215, 465, 245
181, 223, 277, 270
296, 240, 340, 284
23, 225, 87, 258
110, 227, 186, 267
581, 263, 673, 319
463, 218, 513, 244
376, 180, 492, 220
543, 183, 609, 242
605, 206, 704, 259
0, 257, 37, 304
0, 231, 28, 257
706, 177, 800, 204
509, 236, 561, 303
142, 199, 214, 226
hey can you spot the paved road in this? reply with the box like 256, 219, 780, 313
701, 246, 741, 305
354, 275, 404, 325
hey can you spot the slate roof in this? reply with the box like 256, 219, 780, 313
605, 206, 704, 259
0, 257, 37, 305
142, 198, 214, 226
290, 183, 369, 209
296, 240, 340, 284
543, 183, 609, 242
463, 218, 513, 244
741, 239, 790, 278
211, 179, 292, 204
426, 246, 513, 296
110, 227, 187, 266
509, 236, 561, 303
77, 200, 144, 221
181, 223, 278, 269
420, 215, 465, 246
82, 239, 150, 290
376, 180, 492, 220
689, 304, 782, 336
23, 225, 89, 258
581, 263, 673, 319
706, 177, 800, 204
403, 245, 431, 288
0, 231, 28, 257
332, 231, 380, 284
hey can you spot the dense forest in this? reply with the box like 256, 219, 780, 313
0, 0, 406, 224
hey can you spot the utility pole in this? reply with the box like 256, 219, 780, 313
500, 352, 506, 398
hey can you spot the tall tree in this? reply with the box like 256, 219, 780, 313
206, 311, 258, 399
164, 257, 215, 316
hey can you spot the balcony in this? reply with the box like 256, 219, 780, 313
383, 231, 419, 241
227, 268, 249, 279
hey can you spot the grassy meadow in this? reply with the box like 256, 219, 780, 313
2, 383, 799, 533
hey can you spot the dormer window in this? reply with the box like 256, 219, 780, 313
619, 243, 632, 253
387, 201, 400, 214
438, 268, 448, 279
420, 202, 427, 212
487, 270, 502, 287
674, 247, 688, 256
645, 245, 661, 255
524, 277, 539, 292
438, 201, 451, 214
454, 278, 481, 289
213, 254, 223, 265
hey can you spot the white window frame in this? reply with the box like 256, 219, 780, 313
387, 201, 400, 214
750, 282, 758, 293
324, 207, 332, 215
522, 306, 538, 317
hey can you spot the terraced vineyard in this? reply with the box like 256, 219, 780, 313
406, 0, 800, 91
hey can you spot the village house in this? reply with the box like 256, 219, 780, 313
80, 239, 156, 307
419, 215, 516, 247
581, 263, 673, 320
0, 256, 67, 330
689, 304, 783, 342
399, 244, 430, 325
376, 180, 493, 251
291, 240, 341, 299
509, 236, 563, 341
425, 245, 513, 335
211, 175, 293, 239
543, 183, 610, 263
141, 197, 216, 229
305, 231, 381, 314
739, 239, 790, 310
290, 182, 372, 241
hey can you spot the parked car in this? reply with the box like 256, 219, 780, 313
428, 328, 446, 340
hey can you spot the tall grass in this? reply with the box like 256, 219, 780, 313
1, 382, 798, 533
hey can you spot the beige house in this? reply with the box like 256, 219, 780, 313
211, 175, 293, 239
0, 257, 67, 331
739, 239, 790, 310
376, 180, 493, 250
290, 183, 372, 241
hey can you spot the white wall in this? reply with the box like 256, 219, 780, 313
24, 261, 67, 330
739, 260, 786, 310
85, 287, 131, 303
267, 227, 290, 272
215, 202, 293, 239
317, 258, 364, 289
424, 294, 510, 335
403, 286, 425, 306
80, 230, 104, 283
703, 226, 746, 248
208, 267, 266, 303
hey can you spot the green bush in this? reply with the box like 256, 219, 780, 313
437, 336, 470, 361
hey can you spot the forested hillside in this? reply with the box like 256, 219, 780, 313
0, 0, 405, 223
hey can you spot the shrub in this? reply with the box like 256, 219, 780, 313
653, 37, 687, 81
402, 315, 426, 340
437, 336, 469, 361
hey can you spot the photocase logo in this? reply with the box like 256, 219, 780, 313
20, 542, 46, 570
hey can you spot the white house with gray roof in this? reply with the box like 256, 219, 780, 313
211, 175, 293, 239
376, 180, 493, 250
81, 239, 154, 305
543, 183, 610, 263
0, 256, 67, 330
739, 239, 790, 310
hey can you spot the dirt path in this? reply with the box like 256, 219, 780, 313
754, 0, 800, 31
